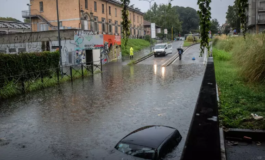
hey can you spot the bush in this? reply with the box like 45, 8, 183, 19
186, 35, 199, 42
0, 51, 59, 87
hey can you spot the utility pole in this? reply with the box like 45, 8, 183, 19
172, 26, 173, 41
56, 0, 62, 67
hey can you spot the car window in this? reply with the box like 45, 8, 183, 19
115, 143, 155, 159
155, 45, 165, 49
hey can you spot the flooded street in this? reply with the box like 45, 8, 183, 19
0, 44, 205, 160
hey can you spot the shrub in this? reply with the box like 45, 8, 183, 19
213, 48, 231, 61
0, 51, 59, 88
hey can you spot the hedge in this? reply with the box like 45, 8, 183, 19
0, 51, 60, 87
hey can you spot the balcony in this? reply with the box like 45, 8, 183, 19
258, 7, 265, 12
258, 19, 265, 24
22, 10, 31, 18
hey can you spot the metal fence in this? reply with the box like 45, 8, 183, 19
0, 63, 102, 99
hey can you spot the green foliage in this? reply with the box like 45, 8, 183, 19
213, 34, 265, 83
236, 0, 248, 38
213, 48, 265, 129
0, 17, 21, 22
0, 51, 59, 84
173, 6, 200, 35
210, 19, 220, 34
121, 39, 150, 55
197, 0, 212, 56
226, 4, 240, 33
183, 41, 192, 47
121, 0, 131, 50
24, 19, 31, 23
143, 2, 182, 36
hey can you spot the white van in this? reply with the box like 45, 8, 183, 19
153, 43, 172, 57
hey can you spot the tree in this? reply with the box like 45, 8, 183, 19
173, 6, 200, 35
236, 0, 248, 38
24, 19, 31, 23
210, 19, 220, 34
0, 17, 21, 22
143, 3, 182, 37
226, 5, 240, 33
121, 0, 131, 51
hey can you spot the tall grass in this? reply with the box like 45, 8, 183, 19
213, 34, 265, 83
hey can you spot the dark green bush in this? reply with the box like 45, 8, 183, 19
0, 51, 59, 87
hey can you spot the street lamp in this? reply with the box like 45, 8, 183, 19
27, 3, 32, 32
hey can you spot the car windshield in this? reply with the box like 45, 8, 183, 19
115, 143, 155, 159
155, 45, 165, 49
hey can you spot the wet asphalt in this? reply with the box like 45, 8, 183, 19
0, 43, 206, 160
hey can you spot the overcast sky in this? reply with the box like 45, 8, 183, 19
0, 0, 234, 25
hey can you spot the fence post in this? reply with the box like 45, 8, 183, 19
57, 68, 59, 83
70, 66, 73, 82
81, 64, 84, 78
91, 62, 94, 75
41, 71, 43, 83
100, 56, 103, 72
21, 75, 25, 94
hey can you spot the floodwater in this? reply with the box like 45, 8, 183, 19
0, 44, 205, 160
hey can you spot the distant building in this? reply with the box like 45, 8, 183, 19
221, 21, 230, 34
0, 21, 31, 35
143, 20, 161, 37
247, 0, 265, 33
22, 0, 144, 37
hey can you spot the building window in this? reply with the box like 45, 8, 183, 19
94, 1, 97, 12
115, 8, 117, 17
133, 14, 135, 22
137, 16, 139, 23
85, 0, 88, 9
59, 21, 62, 27
40, 2, 43, 12
109, 6, 111, 15
115, 21, 118, 33
102, 18, 106, 32
102, 4, 104, 13
94, 17, 98, 31
109, 20, 112, 33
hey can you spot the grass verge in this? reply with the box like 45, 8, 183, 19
213, 48, 265, 129
0, 68, 95, 99
121, 39, 151, 56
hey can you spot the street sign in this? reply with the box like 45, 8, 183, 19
151, 23, 156, 38
164, 29, 168, 34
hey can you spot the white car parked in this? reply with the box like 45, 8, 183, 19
153, 43, 173, 57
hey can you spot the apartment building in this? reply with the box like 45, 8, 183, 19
247, 0, 265, 33
22, 0, 144, 37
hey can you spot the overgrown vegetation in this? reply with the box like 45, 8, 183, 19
197, 0, 212, 56
121, 0, 131, 54
213, 34, 265, 129
121, 39, 150, 55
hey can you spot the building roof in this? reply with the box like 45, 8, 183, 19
104, 0, 144, 15
143, 20, 161, 28
120, 125, 176, 149
0, 21, 31, 29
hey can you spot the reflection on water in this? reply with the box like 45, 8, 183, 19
162, 67, 166, 78
154, 65, 157, 75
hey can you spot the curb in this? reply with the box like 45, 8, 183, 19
128, 52, 154, 65
224, 128, 265, 141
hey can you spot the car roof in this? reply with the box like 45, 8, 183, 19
120, 125, 176, 149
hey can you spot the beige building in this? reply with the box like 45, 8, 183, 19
22, 0, 144, 37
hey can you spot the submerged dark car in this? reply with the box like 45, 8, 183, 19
115, 125, 182, 160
